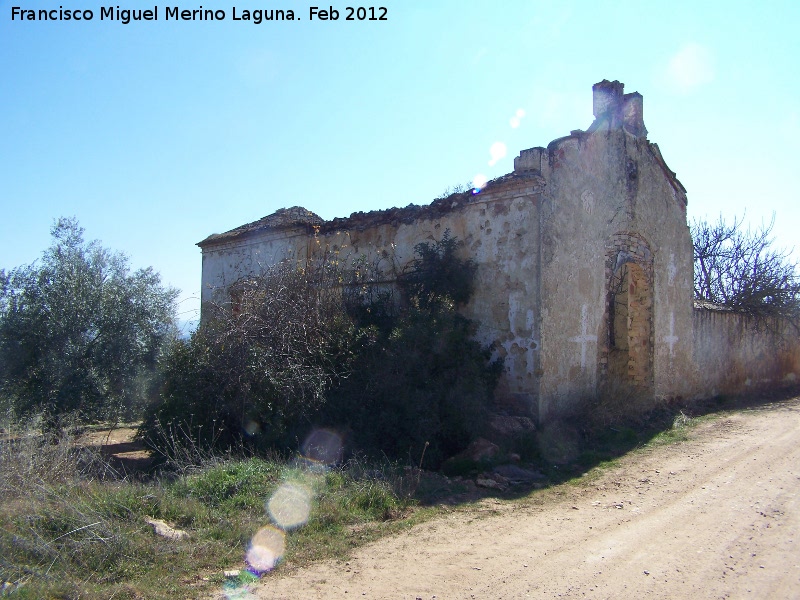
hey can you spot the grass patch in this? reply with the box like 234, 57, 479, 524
647, 411, 695, 445
0, 427, 420, 599
3, 388, 794, 597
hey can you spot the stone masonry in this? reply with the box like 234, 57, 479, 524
198, 80, 800, 423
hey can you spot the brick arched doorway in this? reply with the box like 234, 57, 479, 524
601, 233, 654, 397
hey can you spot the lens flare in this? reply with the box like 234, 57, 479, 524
301, 428, 343, 465
245, 526, 286, 573
222, 580, 257, 599
510, 108, 526, 129
267, 483, 312, 530
472, 174, 488, 192
665, 42, 714, 93
243, 420, 261, 436
488, 142, 507, 166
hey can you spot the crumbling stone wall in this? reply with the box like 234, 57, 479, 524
530, 80, 694, 420
200, 173, 546, 414
198, 79, 797, 424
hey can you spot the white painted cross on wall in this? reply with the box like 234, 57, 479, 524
570, 304, 597, 369
664, 311, 679, 358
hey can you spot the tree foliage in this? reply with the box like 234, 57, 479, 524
0, 218, 178, 423
398, 230, 476, 309
692, 215, 800, 324
324, 231, 497, 466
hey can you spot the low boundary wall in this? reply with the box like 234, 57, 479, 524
692, 306, 799, 398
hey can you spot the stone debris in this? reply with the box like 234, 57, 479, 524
475, 477, 506, 491
493, 464, 546, 484
463, 438, 500, 462
487, 414, 537, 439
144, 517, 188, 541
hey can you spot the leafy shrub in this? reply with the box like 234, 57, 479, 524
320, 233, 501, 467
397, 230, 476, 309
322, 299, 500, 467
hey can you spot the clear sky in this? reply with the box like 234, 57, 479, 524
2, 0, 798, 328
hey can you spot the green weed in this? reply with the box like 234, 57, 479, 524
0, 426, 416, 599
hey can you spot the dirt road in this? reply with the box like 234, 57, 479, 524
253, 398, 800, 599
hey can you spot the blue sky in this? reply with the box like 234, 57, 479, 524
2, 0, 798, 327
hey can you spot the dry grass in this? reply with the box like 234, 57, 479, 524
0, 419, 417, 599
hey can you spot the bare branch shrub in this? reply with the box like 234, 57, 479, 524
692, 214, 800, 326
140, 258, 363, 455
206, 258, 356, 406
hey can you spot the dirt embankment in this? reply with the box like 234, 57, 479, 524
251, 398, 800, 599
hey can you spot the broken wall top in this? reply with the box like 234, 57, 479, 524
198, 79, 686, 249
197, 170, 543, 248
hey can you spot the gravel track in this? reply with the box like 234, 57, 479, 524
251, 398, 800, 599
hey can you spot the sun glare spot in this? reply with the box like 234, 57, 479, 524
246, 526, 286, 573
222, 580, 257, 599
301, 428, 343, 465
510, 108, 526, 129
267, 483, 312, 530
472, 174, 488, 192
243, 420, 261, 436
664, 42, 714, 93
488, 142, 507, 167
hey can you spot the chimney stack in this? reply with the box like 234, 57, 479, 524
591, 80, 647, 138
592, 79, 624, 119
622, 92, 647, 138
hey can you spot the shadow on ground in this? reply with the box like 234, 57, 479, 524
76, 386, 800, 507
410, 385, 800, 506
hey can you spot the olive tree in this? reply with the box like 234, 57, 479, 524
0, 218, 178, 424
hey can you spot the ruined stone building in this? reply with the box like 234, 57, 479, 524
198, 80, 799, 423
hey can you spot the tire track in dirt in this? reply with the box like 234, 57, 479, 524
247, 399, 800, 599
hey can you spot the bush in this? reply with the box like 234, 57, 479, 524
322, 298, 501, 467
143, 233, 501, 468
140, 260, 363, 456
321, 233, 501, 467
397, 230, 476, 309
